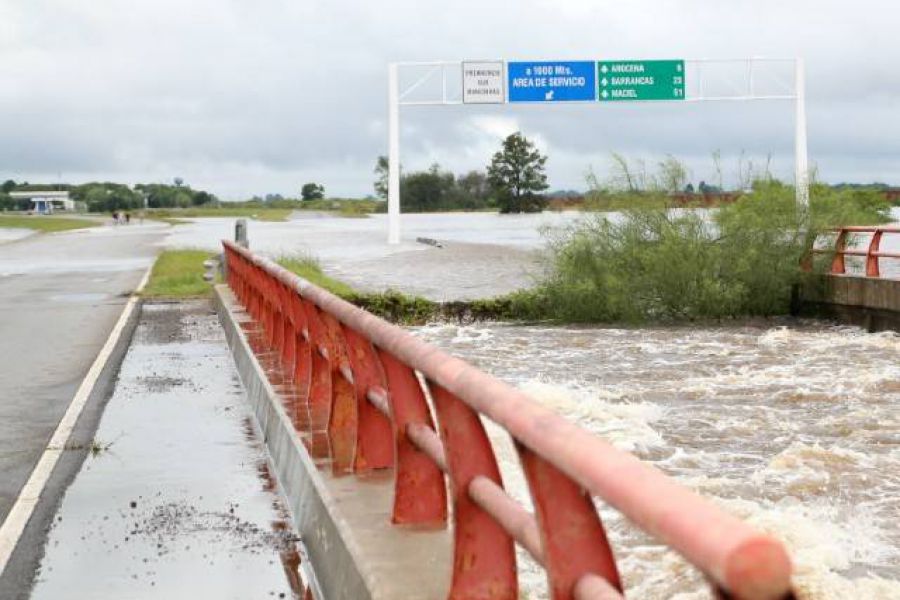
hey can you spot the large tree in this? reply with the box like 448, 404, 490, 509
487, 132, 548, 213
301, 182, 325, 201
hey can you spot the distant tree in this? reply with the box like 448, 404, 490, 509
134, 183, 216, 208
173, 177, 184, 187
487, 132, 548, 213
374, 156, 389, 200
70, 182, 143, 212
192, 190, 215, 206
1, 179, 15, 194
401, 164, 455, 211
452, 170, 492, 209
301, 183, 325, 201
656, 155, 689, 193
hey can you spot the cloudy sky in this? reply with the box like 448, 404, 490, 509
1, 0, 897, 199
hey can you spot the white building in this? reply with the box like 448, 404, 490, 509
9, 191, 76, 214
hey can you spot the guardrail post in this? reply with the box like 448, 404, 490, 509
318, 311, 357, 474
341, 326, 394, 472
831, 229, 847, 274
517, 445, 621, 599
377, 350, 448, 525
867, 229, 883, 277
429, 383, 517, 599
235, 218, 249, 248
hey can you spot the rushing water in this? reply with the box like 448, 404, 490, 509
162, 211, 900, 598
414, 321, 900, 599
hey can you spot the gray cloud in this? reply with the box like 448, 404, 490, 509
1, 0, 898, 197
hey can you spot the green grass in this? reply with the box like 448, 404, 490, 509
148, 207, 292, 222
142, 250, 216, 298
276, 255, 358, 297
275, 254, 543, 325
0, 214, 99, 232
146, 215, 190, 226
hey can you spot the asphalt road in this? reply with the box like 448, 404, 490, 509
0, 222, 166, 595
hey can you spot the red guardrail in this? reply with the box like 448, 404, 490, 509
806, 225, 900, 277
222, 240, 794, 600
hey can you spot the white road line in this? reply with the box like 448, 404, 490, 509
0, 266, 153, 575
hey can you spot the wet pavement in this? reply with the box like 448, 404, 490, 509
0, 229, 34, 244
0, 223, 166, 530
29, 302, 306, 599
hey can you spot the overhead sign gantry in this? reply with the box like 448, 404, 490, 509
387, 57, 807, 244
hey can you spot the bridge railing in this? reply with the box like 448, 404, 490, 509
222, 240, 794, 600
806, 225, 900, 277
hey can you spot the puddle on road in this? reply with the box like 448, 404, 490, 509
30, 301, 306, 600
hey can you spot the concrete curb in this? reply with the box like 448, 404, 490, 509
215, 285, 372, 599
798, 275, 900, 332
214, 284, 451, 600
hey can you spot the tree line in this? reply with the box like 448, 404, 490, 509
373, 132, 550, 213
0, 179, 218, 212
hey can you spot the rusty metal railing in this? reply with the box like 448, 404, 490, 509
222, 240, 795, 600
806, 226, 900, 277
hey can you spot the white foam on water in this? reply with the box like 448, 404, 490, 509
758, 326, 799, 348
720, 498, 900, 599
518, 380, 665, 453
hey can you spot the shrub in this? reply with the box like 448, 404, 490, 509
536, 180, 890, 323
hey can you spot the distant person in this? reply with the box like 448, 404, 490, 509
125, 212, 131, 224
112, 211, 119, 225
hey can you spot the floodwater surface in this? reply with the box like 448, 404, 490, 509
413, 320, 900, 599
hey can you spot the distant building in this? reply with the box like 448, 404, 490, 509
9, 191, 75, 214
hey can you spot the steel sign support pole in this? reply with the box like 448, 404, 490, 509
387, 63, 401, 245
794, 57, 810, 208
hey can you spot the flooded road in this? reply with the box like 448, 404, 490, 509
29, 303, 306, 600
162, 212, 579, 300
414, 320, 900, 599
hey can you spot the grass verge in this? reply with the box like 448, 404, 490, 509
142, 250, 215, 299
148, 207, 292, 222
276, 254, 542, 325
0, 214, 100, 232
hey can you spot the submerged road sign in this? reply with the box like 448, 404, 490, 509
598, 60, 685, 101
508, 61, 596, 102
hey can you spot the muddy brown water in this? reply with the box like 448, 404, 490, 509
411, 319, 900, 599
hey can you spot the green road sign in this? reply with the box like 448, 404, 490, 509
597, 60, 685, 101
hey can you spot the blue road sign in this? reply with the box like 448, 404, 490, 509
508, 61, 596, 102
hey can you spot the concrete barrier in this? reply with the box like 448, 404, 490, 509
796, 275, 900, 332
214, 285, 451, 600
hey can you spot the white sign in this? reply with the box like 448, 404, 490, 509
462, 61, 504, 104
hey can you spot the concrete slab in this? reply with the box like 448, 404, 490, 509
28, 302, 307, 600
